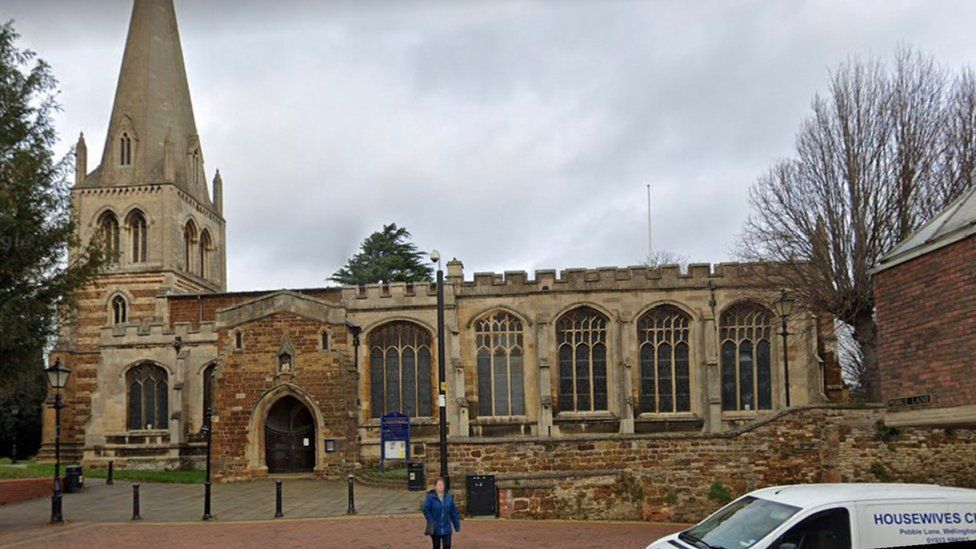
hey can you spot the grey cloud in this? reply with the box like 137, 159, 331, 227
6, 0, 976, 289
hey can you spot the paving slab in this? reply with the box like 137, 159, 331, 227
0, 515, 685, 548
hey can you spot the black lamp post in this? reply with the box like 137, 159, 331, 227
44, 358, 71, 524
430, 250, 449, 490
773, 290, 796, 408
9, 406, 18, 465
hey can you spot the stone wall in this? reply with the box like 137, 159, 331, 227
428, 406, 976, 522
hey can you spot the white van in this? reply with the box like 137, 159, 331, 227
646, 484, 976, 549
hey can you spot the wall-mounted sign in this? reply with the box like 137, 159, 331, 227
302, 437, 310, 447
887, 394, 932, 409
324, 439, 337, 453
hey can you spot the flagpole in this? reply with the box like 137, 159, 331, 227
646, 183, 652, 262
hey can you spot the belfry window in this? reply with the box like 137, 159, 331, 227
234, 330, 243, 350
120, 132, 132, 166
98, 211, 120, 263
475, 312, 526, 417
183, 220, 197, 272
127, 210, 148, 263
556, 307, 609, 413
111, 295, 127, 325
637, 305, 692, 414
202, 363, 217, 416
720, 303, 773, 411
198, 229, 212, 279
368, 322, 433, 418
126, 363, 168, 430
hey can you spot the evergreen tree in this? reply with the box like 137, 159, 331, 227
0, 21, 103, 459
330, 223, 432, 285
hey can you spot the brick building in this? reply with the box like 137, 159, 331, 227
44, 0, 843, 479
875, 186, 976, 428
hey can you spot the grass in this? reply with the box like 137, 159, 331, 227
0, 459, 205, 484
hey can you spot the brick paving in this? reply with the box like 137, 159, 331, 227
0, 515, 685, 548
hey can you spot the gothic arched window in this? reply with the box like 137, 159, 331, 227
198, 229, 212, 279
556, 307, 609, 413
120, 132, 132, 166
98, 211, 120, 263
720, 303, 773, 411
111, 295, 127, 325
127, 210, 148, 263
368, 322, 433, 418
475, 312, 525, 417
126, 363, 168, 430
637, 305, 692, 413
183, 220, 197, 272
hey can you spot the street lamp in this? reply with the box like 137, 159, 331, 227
44, 358, 71, 523
430, 250, 449, 490
772, 290, 796, 408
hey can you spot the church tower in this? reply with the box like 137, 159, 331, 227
45, 0, 226, 461
72, 0, 226, 293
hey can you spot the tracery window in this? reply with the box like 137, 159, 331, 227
98, 211, 120, 263
368, 322, 433, 418
126, 363, 168, 430
556, 307, 608, 413
111, 295, 127, 325
127, 210, 148, 263
637, 305, 691, 413
720, 303, 773, 411
120, 132, 132, 166
475, 312, 525, 417
198, 229, 212, 279
183, 220, 197, 272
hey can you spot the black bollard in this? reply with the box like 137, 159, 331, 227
131, 484, 142, 520
107, 461, 114, 485
275, 480, 283, 518
347, 474, 356, 515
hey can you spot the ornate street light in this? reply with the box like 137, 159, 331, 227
430, 250, 449, 490
772, 290, 796, 408
44, 358, 71, 523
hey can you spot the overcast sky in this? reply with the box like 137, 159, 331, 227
7, 0, 976, 290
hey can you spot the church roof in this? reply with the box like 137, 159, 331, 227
77, 0, 214, 210
875, 185, 976, 273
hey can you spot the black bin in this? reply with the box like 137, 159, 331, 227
466, 475, 496, 517
407, 461, 426, 491
64, 465, 84, 493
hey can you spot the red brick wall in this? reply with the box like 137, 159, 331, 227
0, 479, 52, 506
168, 289, 342, 329
211, 312, 358, 480
875, 236, 976, 408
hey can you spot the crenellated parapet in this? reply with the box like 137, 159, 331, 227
99, 318, 218, 348
339, 281, 452, 310
459, 262, 778, 296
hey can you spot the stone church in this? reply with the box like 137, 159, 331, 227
45, 0, 843, 480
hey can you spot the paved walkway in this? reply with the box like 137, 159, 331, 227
0, 479, 420, 533
0, 515, 684, 548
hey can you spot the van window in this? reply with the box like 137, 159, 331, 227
681, 496, 801, 549
773, 507, 851, 549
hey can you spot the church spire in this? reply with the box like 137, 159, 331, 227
84, 0, 213, 210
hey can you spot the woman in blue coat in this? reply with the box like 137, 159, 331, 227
423, 477, 461, 548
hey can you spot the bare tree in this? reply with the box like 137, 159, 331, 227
644, 249, 690, 269
740, 48, 974, 402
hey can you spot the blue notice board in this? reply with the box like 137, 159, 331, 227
380, 412, 410, 470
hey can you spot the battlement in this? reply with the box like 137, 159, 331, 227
460, 262, 775, 295
100, 318, 218, 347
339, 281, 445, 307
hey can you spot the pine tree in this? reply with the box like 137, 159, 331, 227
330, 223, 433, 285
0, 21, 103, 458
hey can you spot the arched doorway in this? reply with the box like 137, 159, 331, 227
264, 395, 315, 473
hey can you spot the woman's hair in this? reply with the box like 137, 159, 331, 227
434, 476, 447, 488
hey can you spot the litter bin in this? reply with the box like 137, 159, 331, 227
407, 461, 426, 492
64, 465, 84, 493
